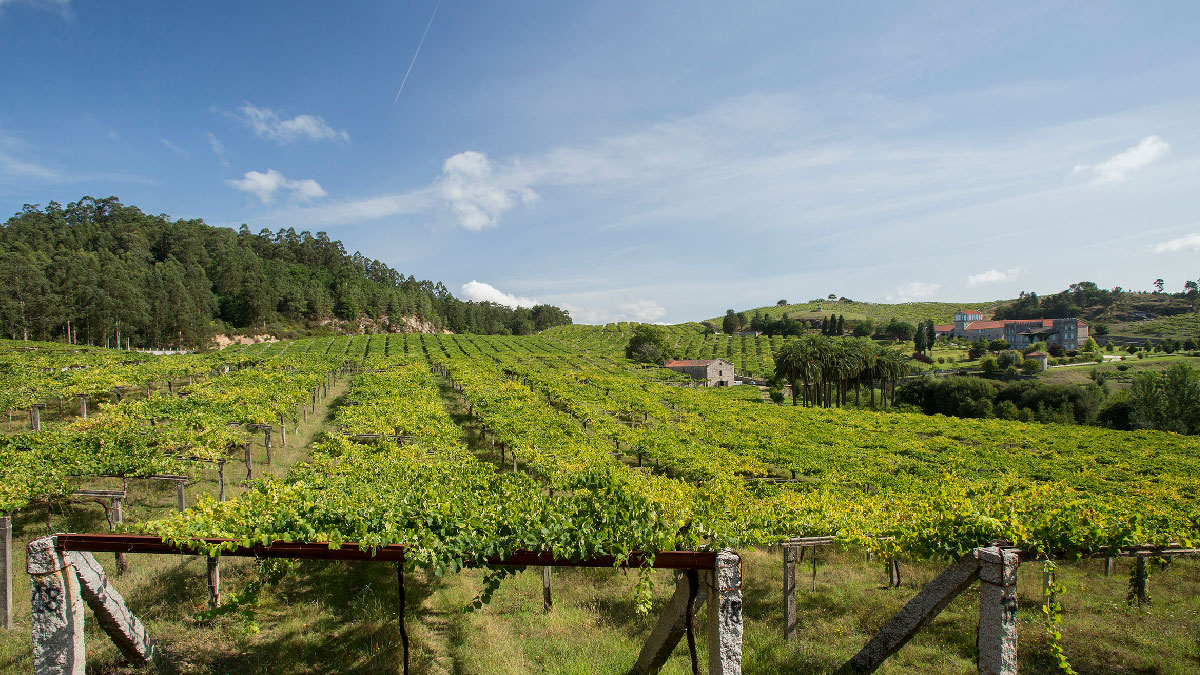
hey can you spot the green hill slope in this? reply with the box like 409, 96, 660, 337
711, 299, 1009, 327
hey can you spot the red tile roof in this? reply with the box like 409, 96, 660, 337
962, 320, 1007, 329
957, 309, 982, 315
933, 324, 955, 332
1025, 351, 1048, 357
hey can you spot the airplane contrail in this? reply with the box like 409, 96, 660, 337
394, 0, 442, 103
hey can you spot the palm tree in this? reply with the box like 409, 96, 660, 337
773, 340, 805, 406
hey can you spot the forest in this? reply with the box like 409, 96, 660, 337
0, 197, 571, 348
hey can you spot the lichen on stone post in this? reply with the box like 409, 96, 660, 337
27, 536, 85, 675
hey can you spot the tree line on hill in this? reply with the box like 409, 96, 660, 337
0, 197, 571, 348
995, 279, 1198, 323
716, 308, 935, 343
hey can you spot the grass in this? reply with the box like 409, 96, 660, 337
1039, 352, 1200, 389
5, 537, 1196, 673
1111, 312, 1200, 339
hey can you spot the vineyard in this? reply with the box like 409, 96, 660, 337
1, 334, 1198, 673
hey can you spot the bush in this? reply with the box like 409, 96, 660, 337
995, 400, 1020, 420
937, 357, 945, 364
912, 351, 934, 364
1048, 343, 1066, 357
1097, 392, 1135, 430
996, 350, 1023, 370
768, 387, 784, 404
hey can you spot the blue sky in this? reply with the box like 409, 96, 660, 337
2, 1, 1199, 323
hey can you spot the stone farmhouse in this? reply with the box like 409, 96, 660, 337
934, 309, 1089, 351
664, 359, 736, 387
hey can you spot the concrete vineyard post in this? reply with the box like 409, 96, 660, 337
707, 549, 743, 675
26, 537, 85, 675
782, 546, 798, 641
30, 404, 41, 431
76, 394, 87, 420
1, 515, 11, 630
542, 566, 552, 612
176, 482, 186, 512
263, 428, 272, 465
111, 499, 127, 577
632, 570, 710, 674
977, 547, 1019, 675
206, 557, 220, 609
68, 551, 160, 666
839, 553, 982, 673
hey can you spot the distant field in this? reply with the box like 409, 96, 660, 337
1039, 352, 1200, 388
711, 299, 1009, 327
1110, 312, 1200, 339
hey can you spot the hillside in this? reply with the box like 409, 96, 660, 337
0, 197, 571, 349
991, 282, 1200, 339
710, 299, 1009, 329
717, 284, 1200, 340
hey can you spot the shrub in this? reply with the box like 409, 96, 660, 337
996, 350, 1023, 370
912, 351, 934, 364
996, 400, 1021, 420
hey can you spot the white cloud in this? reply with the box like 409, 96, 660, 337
233, 104, 349, 145
225, 169, 327, 205
437, 151, 538, 230
0, 151, 58, 180
1072, 135, 1170, 183
460, 281, 538, 309
159, 138, 189, 158
0, 134, 58, 179
560, 297, 667, 324
1150, 232, 1200, 254
966, 266, 1020, 287
206, 133, 229, 166
887, 281, 940, 303
0, 0, 72, 18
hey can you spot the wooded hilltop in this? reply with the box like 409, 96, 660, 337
0, 197, 571, 348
